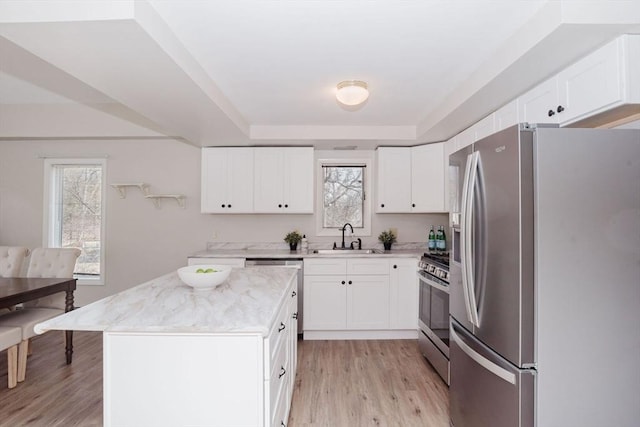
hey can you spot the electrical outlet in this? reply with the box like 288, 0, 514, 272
211, 230, 218, 240
390, 227, 398, 237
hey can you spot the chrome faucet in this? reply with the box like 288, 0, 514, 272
341, 223, 354, 249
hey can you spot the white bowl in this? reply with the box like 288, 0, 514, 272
177, 265, 232, 290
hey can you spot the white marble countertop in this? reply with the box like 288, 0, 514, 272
189, 248, 423, 259
35, 266, 298, 336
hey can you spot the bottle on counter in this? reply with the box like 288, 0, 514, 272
428, 226, 436, 253
301, 235, 308, 253
437, 226, 447, 253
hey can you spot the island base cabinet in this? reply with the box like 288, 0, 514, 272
104, 332, 264, 427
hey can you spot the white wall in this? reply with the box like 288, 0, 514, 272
0, 138, 446, 305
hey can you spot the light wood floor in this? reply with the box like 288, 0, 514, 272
0, 333, 449, 426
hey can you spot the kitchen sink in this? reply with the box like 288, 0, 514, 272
312, 249, 384, 255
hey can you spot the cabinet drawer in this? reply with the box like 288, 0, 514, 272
271, 379, 289, 427
269, 336, 289, 422
347, 258, 389, 275
304, 258, 347, 275
265, 300, 290, 377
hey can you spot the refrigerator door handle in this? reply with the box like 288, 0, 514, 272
461, 151, 481, 327
451, 324, 516, 385
460, 153, 475, 324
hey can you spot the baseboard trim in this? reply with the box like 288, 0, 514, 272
303, 330, 418, 340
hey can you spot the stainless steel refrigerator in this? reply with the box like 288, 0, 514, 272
448, 123, 640, 427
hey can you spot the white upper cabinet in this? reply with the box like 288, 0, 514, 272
411, 143, 445, 212
518, 35, 640, 126
377, 144, 445, 213
443, 137, 456, 215
201, 147, 254, 213
254, 147, 314, 213
519, 76, 561, 124
473, 113, 496, 142
494, 99, 519, 132
557, 35, 638, 125
376, 147, 412, 213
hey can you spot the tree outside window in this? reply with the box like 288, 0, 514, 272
323, 165, 364, 228
45, 159, 106, 284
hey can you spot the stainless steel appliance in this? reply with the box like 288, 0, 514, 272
418, 252, 450, 384
245, 258, 303, 332
449, 123, 640, 427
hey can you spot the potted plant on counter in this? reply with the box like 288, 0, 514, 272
284, 230, 303, 251
378, 229, 397, 251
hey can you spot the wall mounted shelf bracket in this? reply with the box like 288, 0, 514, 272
145, 195, 186, 209
110, 183, 150, 199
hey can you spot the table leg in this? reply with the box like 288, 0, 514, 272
65, 289, 75, 364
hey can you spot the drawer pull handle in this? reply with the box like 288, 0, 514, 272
341, 280, 346, 285
281, 422, 286, 427
278, 322, 286, 332
292, 290, 297, 297
348, 280, 352, 285
293, 312, 298, 319
279, 366, 286, 379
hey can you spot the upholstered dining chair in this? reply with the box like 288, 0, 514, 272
0, 247, 80, 382
0, 246, 30, 314
0, 326, 21, 388
0, 246, 29, 278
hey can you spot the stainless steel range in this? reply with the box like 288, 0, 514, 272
418, 252, 450, 385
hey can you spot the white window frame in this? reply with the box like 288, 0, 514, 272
43, 158, 107, 286
315, 157, 372, 237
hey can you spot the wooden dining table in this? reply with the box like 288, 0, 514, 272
0, 277, 77, 364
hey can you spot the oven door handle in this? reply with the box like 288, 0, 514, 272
418, 271, 449, 294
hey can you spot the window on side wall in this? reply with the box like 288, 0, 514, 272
43, 159, 106, 285
316, 159, 371, 237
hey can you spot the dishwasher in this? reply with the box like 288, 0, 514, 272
245, 258, 303, 333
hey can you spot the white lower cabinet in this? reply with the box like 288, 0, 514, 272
389, 259, 419, 330
104, 279, 297, 427
303, 257, 418, 340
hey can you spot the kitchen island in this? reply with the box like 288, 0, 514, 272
36, 266, 299, 427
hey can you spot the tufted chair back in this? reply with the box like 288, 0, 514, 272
23, 247, 81, 309
0, 247, 29, 278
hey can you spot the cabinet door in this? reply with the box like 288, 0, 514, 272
495, 99, 519, 132
303, 275, 347, 330
201, 148, 228, 213
226, 148, 254, 212
455, 126, 475, 150
557, 37, 623, 125
518, 77, 560, 124
443, 137, 457, 214
347, 275, 390, 329
253, 148, 284, 213
376, 147, 412, 213
283, 147, 314, 213
473, 113, 496, 142
201, 148, 253, 213
389, 259, 419, 329
411, 143, 445, 212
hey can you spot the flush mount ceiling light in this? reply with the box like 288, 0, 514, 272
336, 80, 369, 106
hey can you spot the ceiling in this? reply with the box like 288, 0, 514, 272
1, 1, 639, 149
